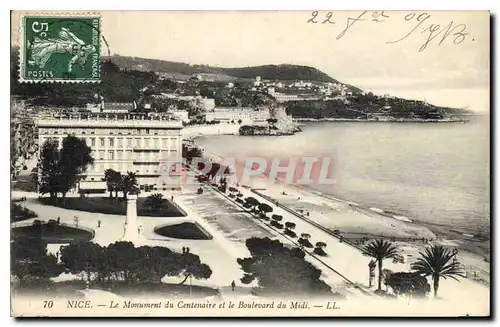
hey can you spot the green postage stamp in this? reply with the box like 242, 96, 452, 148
19, 13, 101, 83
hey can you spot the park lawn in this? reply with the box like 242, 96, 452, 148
11, 223, 94, 243
11, 202, 38, 223
14, 280, 218, 299
155, 222, 213, 240
38, 197, 185, 217
108, 281, 219, 298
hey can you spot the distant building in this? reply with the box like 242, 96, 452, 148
267, 88, 320, 103
203, 98, 216, 111
254, 76, 262, 87
171, 110, 189, 123
205, 107, 270, 124
87, 102, 136, 114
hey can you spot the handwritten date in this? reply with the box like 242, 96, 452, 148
307, 11, 473, 52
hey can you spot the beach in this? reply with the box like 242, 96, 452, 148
190, 121, 490, 287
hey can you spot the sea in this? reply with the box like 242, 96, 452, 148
196, 116, 490, 251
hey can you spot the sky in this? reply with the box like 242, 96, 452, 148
12, 11, 490, 111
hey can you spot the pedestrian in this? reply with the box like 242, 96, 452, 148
171, 195, 174, 201
57, 217, 60, 224
231, 280, 236, 291
182, 246, 186, 254
97, 220, 101, 228
186, 247, 190, 253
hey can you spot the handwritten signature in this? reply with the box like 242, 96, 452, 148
307, 11, 473, 52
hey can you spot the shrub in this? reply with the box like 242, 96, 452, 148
47, 219, 59, 227
197, 187, 203, 194
270, 221, 283, 229
313, 247, 327, 256
284, 229, 297, 238
32, 220, 43, 226
298, 238, 314, 248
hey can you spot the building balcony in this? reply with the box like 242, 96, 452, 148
132, 148, 161, 152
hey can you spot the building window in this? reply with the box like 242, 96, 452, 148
117, 150, 123, 160
91, 131, 95, 135
154, 138, 159, 148
98, 150, 105, 160
91, 138, 96, 147
144, 138, 150, 147
100, 138, 105, 147
118, 138, 123, 147
162, 138, 167, 148
135, 138, 141, 147
109, 138, 114, 147
108, 150, 114, 160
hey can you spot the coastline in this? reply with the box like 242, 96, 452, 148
294, 117, 471, 123
190, 132, 490, 286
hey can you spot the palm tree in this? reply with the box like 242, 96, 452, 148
103, 169, 121, 199
121, 172, 139, 200
411, 245, 463, 298
362, 239, 399, 292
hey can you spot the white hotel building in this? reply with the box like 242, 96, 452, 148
37, 113, 184, 193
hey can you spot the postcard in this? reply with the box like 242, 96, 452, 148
10, 10, 490, 317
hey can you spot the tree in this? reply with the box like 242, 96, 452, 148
59, 242, 105, 284
284, 221, 297, 237
258, 203, 273, 217
11, 236, 62, 286
362, 239, 399, 292
298, 233, 313, 248
57, 135, 94, 199
313, 242, 327, 256
178, 252, 212, 285
410, 245, 464, 298
104, 241, 140, 283
386, 272, 431, 298
38, 136, 94, 202
132, 245, 178, 283
103, 169, 122, 199
244, 197, 260, 212
144, 193, 167, 213
38, 140, 60, 201
121, 171, 139, 200
237, 237, 333, 296
270, 214, 284, 228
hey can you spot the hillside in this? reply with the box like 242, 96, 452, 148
106, 55, 361, 92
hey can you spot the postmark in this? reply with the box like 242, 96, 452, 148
18, 13, 101, 83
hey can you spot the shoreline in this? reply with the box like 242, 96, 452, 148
191, 133, 490, 285
294, 117, 471, 123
